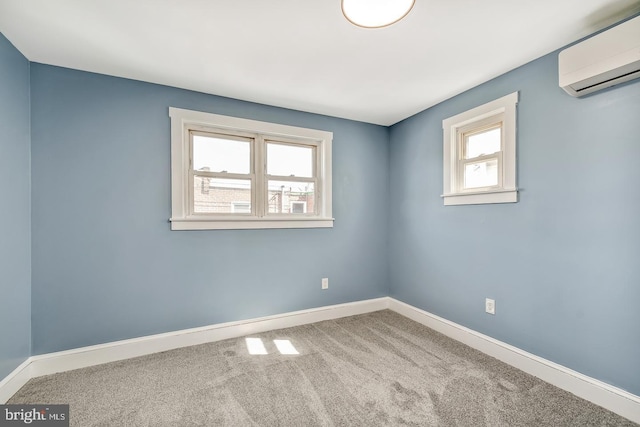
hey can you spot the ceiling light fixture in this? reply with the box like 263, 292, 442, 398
341, 0, 415, 28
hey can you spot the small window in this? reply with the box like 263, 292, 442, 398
231, 202, 251, 214
442, 92, 518, 206
291, 201, 307, 214
170, 108, 333, 230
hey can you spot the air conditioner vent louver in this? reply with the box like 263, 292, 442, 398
559, 16, 640, 97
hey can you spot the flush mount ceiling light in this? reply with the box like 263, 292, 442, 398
342, 0, 415, 28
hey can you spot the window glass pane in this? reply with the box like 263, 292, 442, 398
464, 159, 498, 189
193, 177, 251, 213
465, 127, 501, 159
193, 134, 250, 174
267, 143, 314, 178
267, 180, 315, 214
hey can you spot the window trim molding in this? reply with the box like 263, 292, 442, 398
442, 92, 518, 206
169, 107, 333, 230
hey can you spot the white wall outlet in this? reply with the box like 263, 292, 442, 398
485, 298, 495, 315
321, 278, 329, 290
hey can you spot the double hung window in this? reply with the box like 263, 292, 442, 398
442, 92, 518, 206
170, 108, 333, 230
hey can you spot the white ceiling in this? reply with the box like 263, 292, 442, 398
1, 0, 638, 126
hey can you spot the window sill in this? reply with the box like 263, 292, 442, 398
442, 189, 518, 206
170, 216, 335, 230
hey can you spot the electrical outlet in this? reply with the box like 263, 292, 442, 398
485, 298, 495, 315
322, 278, 329, 290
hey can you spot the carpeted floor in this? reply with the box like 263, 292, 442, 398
9, 310, 637, 426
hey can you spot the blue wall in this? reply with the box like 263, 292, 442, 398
29, 64, 390, 354
0, 34, 31, 379
3, 21, 639, 400
389, 52, 640, 394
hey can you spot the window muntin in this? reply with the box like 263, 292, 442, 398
170, 108, 333, 230
442, 92, 518, 206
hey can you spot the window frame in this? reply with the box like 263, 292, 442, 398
442, 92, 518, 206
189, 128, 256, 216
170, 108, 333, 230
264, 138, 319, 217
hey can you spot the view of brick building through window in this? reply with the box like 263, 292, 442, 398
193, 174, 315, 214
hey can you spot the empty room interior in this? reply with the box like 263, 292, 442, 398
1, 0, 639, 425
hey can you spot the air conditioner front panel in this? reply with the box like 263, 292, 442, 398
566, 59, 640, 95
559, 16, 640, 97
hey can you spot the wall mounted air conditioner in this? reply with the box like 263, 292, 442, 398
559, 16, 640, 96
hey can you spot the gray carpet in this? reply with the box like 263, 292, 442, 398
9, 310, 636, 426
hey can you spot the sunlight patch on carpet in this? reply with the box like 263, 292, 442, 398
245, 338, 268, 355
274, 339, 299, 355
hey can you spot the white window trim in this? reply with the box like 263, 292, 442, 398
169, 107, 333, 230
442, 92, 518, 206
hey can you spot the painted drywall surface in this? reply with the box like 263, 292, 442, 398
389, 51, 640, 394
29, 64, 389, 354
0, 33, 31, 379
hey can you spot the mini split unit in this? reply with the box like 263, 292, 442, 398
559, 15, 640, 96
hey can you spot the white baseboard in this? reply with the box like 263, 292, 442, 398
2, 296, 638, 425
0, 297, 388, 403
387, 297, 640, 424
0, 359, 32, 404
